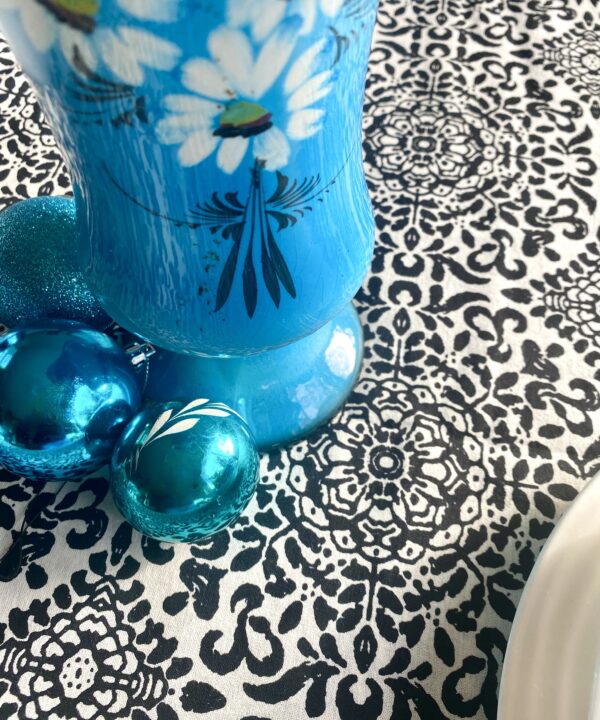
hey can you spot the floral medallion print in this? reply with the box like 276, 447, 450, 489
3, 0, 600, 719
538, 11, 600, 118
294, 378, 487, 564
0, 547, 194, 720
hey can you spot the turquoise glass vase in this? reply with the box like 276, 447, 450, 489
0, 0, 378, 447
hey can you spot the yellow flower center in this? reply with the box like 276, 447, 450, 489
214, 101, 273, 139
37, 0, 99, 33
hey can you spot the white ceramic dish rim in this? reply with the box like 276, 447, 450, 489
498, 471, 600, 720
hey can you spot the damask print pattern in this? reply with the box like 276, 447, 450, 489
2, 0, 600, 718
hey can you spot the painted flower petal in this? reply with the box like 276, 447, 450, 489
208, 26, 254, 97
95, 28, 144, 85
59, 26, 97, 70
293, 0, 317, 34
21, 0, 57, 53
178, 129, 220, 167
321, 0, 344, 16
287, 108, 324, 139
226, 0, 255, 27
253, 126, 290, 170
251, 1, 288, 41
116, 0, 179, 22
227, 0, 288, 41
217, 136, 250, 174
182, 57, 235, 100
284, 39, 325, 95
287, 69, 332, 111
251, 16, 302, 99
164, 94, 221, 117
117, 27, 181, 71
157, 114, 214, 145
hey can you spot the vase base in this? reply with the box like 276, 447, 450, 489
145, 303, 363, 450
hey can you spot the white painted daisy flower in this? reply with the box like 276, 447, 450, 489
0, 0, 180, 85
227, 0, 344, 41
157, 21, 334, 173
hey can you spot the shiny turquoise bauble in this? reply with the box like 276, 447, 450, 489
110, 400, 259, 543
0, 196, 109, 329
0, 321, 141, 480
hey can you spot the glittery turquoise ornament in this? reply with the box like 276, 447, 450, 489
110, 400, 259, 543
0, 196, 109, 328
0, 321, 141, 480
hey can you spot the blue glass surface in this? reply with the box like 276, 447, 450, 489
0, 0, 378, 356
145, 302, 363, 449
110, 400, 259, 542
0, 321, 141, 480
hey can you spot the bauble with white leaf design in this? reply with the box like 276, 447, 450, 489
110, 399, 259, 542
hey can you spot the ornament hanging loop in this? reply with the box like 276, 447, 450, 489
125, 341, 156, 391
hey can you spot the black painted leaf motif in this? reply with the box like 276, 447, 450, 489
0, 704, 18, 720
231, 546, 262, 572
534, 491, 555, 517
272, 210, 298, 230
380, 648, 410, 675
336, 676, 384, 720
354, 625, 377, 673
244, 660, 339, 716
25, 562, 47, 589
163, 591, 188, 616
442, 656, 486, 717
512, 487, 530, 514
488, 586, 517, 622
180, 559, 226, 621
408, 662, 432, 681
434, 626, 455, 667
266, 171, 290, 204
166, 657, 193, 680
243, 240, 258, 318
313, 596, 337, 630
375, 608, 398, 643
116, 555, 140, 580
548, 483, 578, 501
180, 681, 226, 714
111, 521, 132, 566
261, 236, 281, 308
378, 586, 403, 615
279, 600, 303, 634
215, 229, 242, 312
266, 220, 296, 299
8, 599, 50, 639
141, 536, 175, 565
319, 633, 347, 668
399, 615, 425, 647
156, 703, 178, 720
298, 638, 318, 660
0, 500, 14, 530
386, 677, 447, 719
127, 600, 150, 622
336, 605, 362, 633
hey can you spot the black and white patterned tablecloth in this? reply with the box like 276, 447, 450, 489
2, 2, 600, 718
